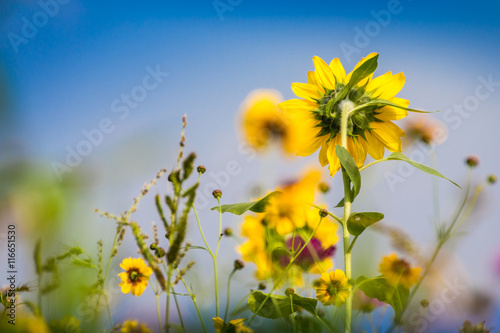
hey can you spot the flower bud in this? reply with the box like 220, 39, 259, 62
212, 189, 222, 199
466, 155, 480, 167
224, 228, 233, 236
233, 260, 244, 271
487, 174, 497, 185
197, 165, 206, 174
319, 209, 328, 218
285, 288, 295, 296
258, 282, 266, 290
318, 182, 330, 194
420, 299, 429, 308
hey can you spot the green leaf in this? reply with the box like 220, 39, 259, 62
357, 276, 409, 320
387, 152, 460, 188
347, 54, 379, 88
211, 191, 281, 215
325, 86, 349, 116
335, 145, 361, 205
358, 98, 437, 114
347, 212, 384, 236
247, 291, 318, 319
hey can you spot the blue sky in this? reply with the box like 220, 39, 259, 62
1, 0, 500, 329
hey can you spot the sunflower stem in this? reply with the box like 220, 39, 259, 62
340, 100, 353, 333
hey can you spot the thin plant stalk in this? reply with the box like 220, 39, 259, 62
177, 270, 208, 333
340, 100, 353, 333
224, 270, 236, 322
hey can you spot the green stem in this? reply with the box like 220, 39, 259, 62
214, 198, 223, 318
358, 158, 389, 172
340, 100, 353, 333
310, 204, 343, 225
224, 270, 236, 322
177, 269, 208, 333
172, 287, 185, 332
156, 289, 163, 332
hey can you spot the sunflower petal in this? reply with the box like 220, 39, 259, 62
313, 56, 336, 90
371, 121, 404, 152
291, 82, 323, 100
329, 58, 347, 83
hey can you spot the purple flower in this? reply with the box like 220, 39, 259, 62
280, 236, 336, 268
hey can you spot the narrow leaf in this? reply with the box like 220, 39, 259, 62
387, 152, 460, 188
335, 145, 362, 199
211, 191, 281, 215
368, 99, 439, 113
347, 212, 384, 236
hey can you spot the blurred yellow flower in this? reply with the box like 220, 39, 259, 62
118, 257, 153, 297
213, 317, 253, 333
278, 53, 409, 176
264, 170, 320, 235
241, 89, 299, 154
118, 320, 152, 333
239, 169, 339, 286
314, 269, 351, 306
379, 253, 421, 288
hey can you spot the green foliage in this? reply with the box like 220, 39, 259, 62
357, 276, 409, 320
347, 54, 379, 87
247, 291, 318, 319
211, 191, 281, 215
387, 152, 460, 187
347, 212, 384, 236
335, 145, 361, 207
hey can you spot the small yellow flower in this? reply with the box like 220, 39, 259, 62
241, 89, 300, 154
118, 257, 153, 297
279, 53, 410, 176
379, 253, 421, 288
213, 317, 253, 333
118, 320, 152, 333
314, 269, 351, 306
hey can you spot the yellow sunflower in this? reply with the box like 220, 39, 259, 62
313, 269, 351, 306
379, 253, 421, 288
118, 257, 153, 297
278, 53, 410, 176
241, 89, 299, 154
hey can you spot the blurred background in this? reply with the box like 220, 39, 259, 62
0, 0, 499, 331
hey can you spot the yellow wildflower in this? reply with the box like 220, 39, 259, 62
118, 257, 153, 297
379, 253, 421, 288
314, 269, 351, 306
